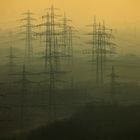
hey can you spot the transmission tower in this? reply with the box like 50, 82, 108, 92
59, 13, 75, 91
86, 17, 116, 86
35, 6, 74, 123
20, 10, 36, 64
36, 6, 61, 123
4, 32, 17, 74
9, 65, 39, 132
59, 13, 72, 58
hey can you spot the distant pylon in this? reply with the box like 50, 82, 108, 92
110, 66, 119, 105
7, 47, 16, 73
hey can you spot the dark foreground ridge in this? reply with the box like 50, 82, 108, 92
4, 103, 140, 140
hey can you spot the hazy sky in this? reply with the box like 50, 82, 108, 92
0, 0, 140, 54
0, 0, 140, 29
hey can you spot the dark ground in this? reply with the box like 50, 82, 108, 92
2, 103, 140, 140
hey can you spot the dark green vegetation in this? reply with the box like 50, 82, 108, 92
3, 103, 140, 140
